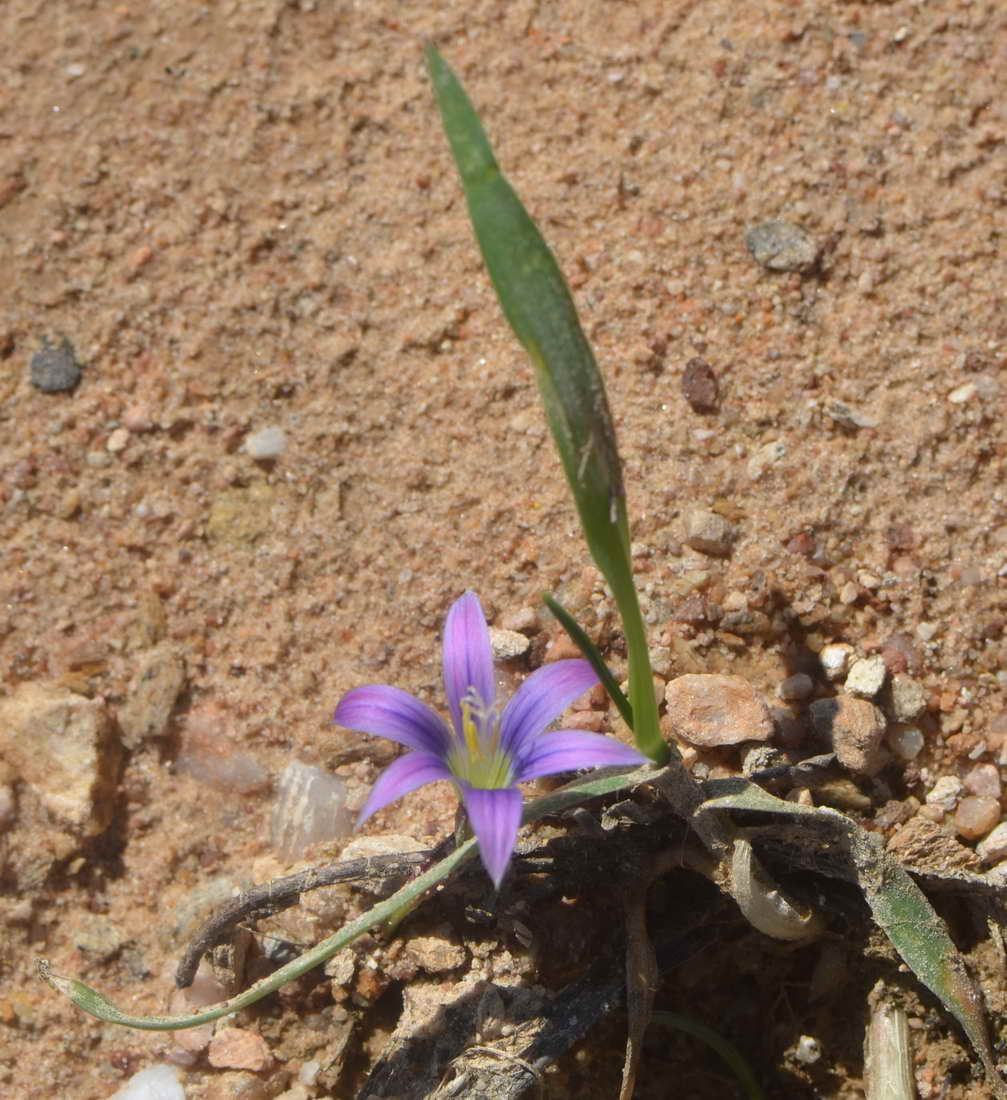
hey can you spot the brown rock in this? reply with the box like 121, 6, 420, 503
118, 642, 187, 747
681, 357, 719, 413
683, 508, 737, 557
664, 674, 773, 747
406, 925, 467, 974
887, 815, 981, 872
809, 696, 887, 777
0, 681, 120, 836
207, 1027, 273, 1072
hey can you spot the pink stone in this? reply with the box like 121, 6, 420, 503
664, 674, 773, 747
207, 1027, 273, 1072
963, 762, 1001, 800
954, 796, 1001, 842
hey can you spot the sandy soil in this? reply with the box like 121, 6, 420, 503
1, 1, 1006, 1097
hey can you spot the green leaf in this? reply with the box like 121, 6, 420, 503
39, 763, 656, 1031
544, 593, 633, 728
699, 780, 1007, 1099
425, 43, 667, 765
649, 1012, 767, 1100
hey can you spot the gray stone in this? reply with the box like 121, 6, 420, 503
809, 695, 887, 776
29, 336, 82, 393
778, 673, 814, 702
745, 220, 819, 273
664, 674, 773, 747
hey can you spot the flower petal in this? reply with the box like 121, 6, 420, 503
442, 591, 496, 732
513, 729, 646, 782
335, 685, 450, 756
500, 659, 600, 756
356, 751, 453, 825
461, 785, 523, 888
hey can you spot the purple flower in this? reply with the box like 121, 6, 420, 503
334, 591, 646, 887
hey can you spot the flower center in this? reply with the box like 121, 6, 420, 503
448, 688, 514, 789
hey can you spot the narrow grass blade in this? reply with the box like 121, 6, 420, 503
425, 43, 666, 766
544, 593, 633, 727
650, 1011, 767, 1100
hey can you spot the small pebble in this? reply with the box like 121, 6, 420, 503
500, 606, 541, 634
106, 427, 130, 453
925, 775, 963, 813
683, 507, 737, 557
824, 399, 878, 430
664, 674, 773, 747
271, 761, 351, 864
489, 627, 530, 660
244, 426, 288, 459
888, 814, 980, 869
207, 1027, 273, 1072
888, 674, 926, 722
29, 336, 82, 393
742, 744, 789, 777
963, 762, 1001, 800
108, 1064, 185, 1100
976, 822, 1007, 864
809, 696, 887, 776
947, 381, 976, 404
745, 220, 819, 273
793, 1035, 822, 1065
73, 914, 127, 961
746, 439, 786, 479
954, 796, 1000, 842
819, 643, 854, 681
886, 724, 924, 761
778, 673, 814, 702
680, 357, 719, 413
406, 927, 467, 973
845, 656, 887, 699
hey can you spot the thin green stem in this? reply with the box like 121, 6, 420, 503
649, 1011, 767, 1100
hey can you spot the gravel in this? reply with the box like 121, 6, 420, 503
244, 426, 288, 459
683, 506, 737, 557
29, 336, 82, 393
809, 695, 887, 776
680, 357, 719, 413
844, 656, 887, 699
745, 219, 819, 273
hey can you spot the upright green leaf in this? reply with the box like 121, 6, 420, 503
425, 44, 667, 765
